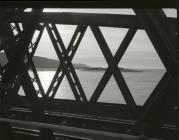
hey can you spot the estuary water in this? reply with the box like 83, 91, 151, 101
18, 69, 165, 106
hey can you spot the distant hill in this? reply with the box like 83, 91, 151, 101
32, 56, 93, 70
0, 53, 89, 69
0, 53, 142, 72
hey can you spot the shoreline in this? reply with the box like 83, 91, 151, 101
36, 67, 165, 72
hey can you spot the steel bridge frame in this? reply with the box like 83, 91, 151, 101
0, 7, 177, 140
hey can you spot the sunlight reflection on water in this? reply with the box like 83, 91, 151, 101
19, 69, 165, 106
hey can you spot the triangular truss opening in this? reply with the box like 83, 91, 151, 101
99, 26, 129, 56
56, 24, 77, 49
18, 86, 25, 96
97, 75, 126, 104
0, 51, 8, 67
33, 27, 60, 93
54, 75, 75, 100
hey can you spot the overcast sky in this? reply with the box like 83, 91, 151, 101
32, 8, 176, 69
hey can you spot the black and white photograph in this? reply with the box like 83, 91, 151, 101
0, 1, 177, 140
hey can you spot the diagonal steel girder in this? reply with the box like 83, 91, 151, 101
90, 25, 138, 116
44, 23, 88, 102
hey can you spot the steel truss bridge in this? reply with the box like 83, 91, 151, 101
0, 8, 177, 140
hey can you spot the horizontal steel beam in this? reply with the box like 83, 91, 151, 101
0, 1, 176, 8
9, 12, 176, 29
8, 107, 176, 139
0, 117, 162, 140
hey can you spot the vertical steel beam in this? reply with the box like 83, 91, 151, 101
133, 9, 177, 136
0, 8, 20, 140
0, 9, 55, 140
15, 21, 46, 98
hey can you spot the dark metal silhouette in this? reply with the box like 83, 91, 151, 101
0, 8, 176, 140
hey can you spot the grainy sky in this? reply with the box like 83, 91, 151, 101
32, 8, 176, 69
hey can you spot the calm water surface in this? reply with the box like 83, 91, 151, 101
18, 69, 165, 105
